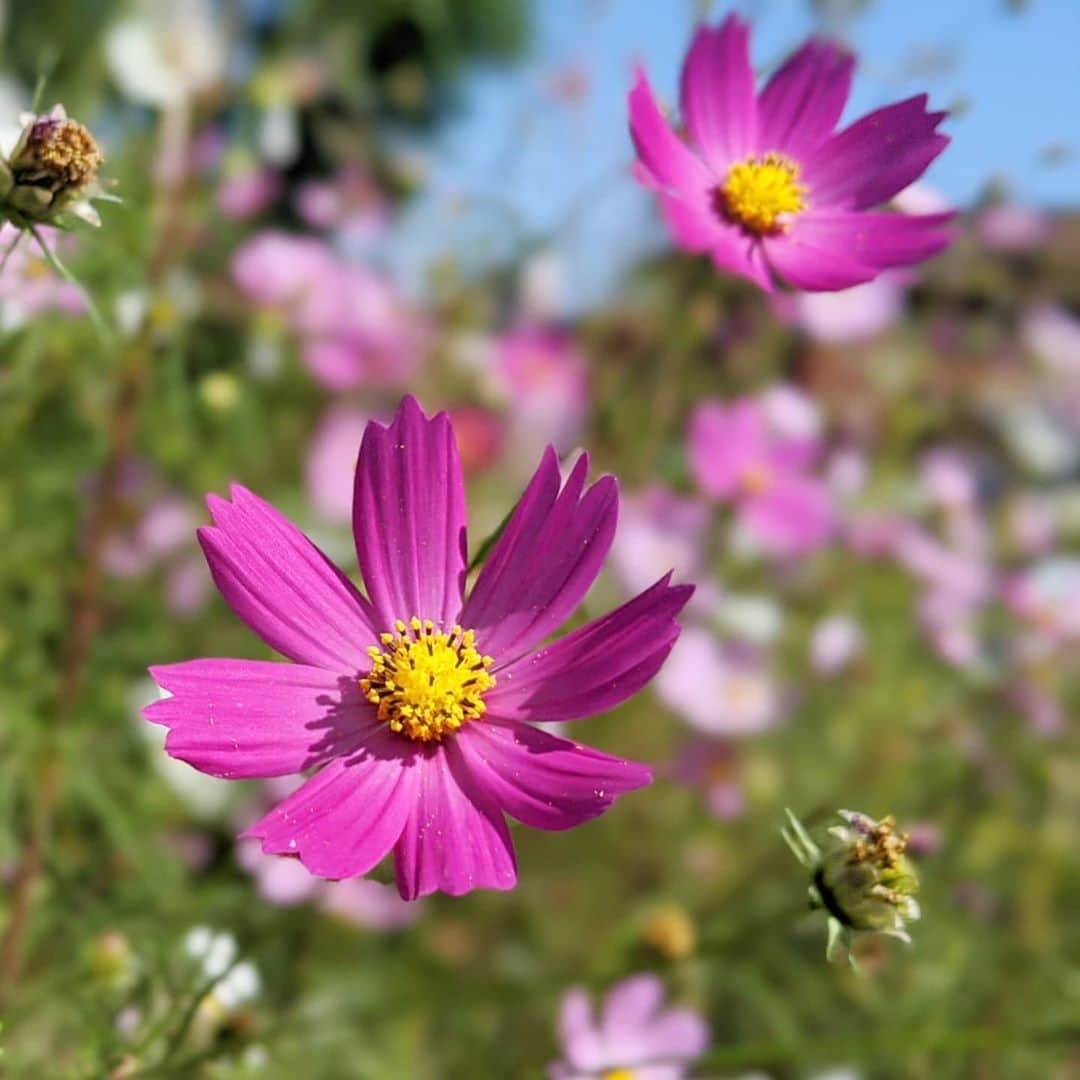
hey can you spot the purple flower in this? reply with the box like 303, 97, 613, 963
628, 14, 952, 292
550, 974, 709, 1080
689, 394, 834, 556
146, 397, 691, 899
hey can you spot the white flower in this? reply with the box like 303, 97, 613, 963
105, 0, 226, 108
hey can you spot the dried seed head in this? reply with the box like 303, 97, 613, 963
2, 105, 106, 226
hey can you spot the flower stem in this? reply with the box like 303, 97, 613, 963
0, 226, 23, 273
29, 224, 111, 342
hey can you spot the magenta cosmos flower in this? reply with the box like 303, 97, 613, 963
550, 974, 710, 1080
689, 395, 834, 556
629, 14, 952, 291
146, 397, 691, 899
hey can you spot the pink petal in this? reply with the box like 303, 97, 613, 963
757, 39, 853, 160
146, 659, 365, 778
458, 719, 651, 831
460, 450, 618, 661
353, 395, 468, 629
486, 574, 692, 722
679, 16, 758, 172
741, 473, 835, 555
642, 1009, 711, 1061
803, 94, 950, 210
198, 485, 378, 672
392, 742, 517, 899
688, 400, 766, 499
557, 988, 606, 1072
771, 209, 953, 286
628, 68, 714, 195
244, 735, 417, 879
762, 229, 877, 291
301, 338, 366, 391
659, 193, 773, 291
601, 974, 665, 1040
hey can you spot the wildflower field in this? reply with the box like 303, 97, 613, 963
1, 1, 1078, 1077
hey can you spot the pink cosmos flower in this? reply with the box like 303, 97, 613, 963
217, 166, 280, 220
146, 397, 691, 899
629, 14, 952, 291
655, 628, 780, 737
230, 231, 425, 391
496, 327, 589, 454
0, 224, 85, 329
792, 272, 906, 343
550, 974, 709, 1080
610, 486, 711, 602
689, 395, 834, 556
305, 405, 372, 523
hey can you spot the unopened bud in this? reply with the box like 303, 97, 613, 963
86, 930, 138, 992
783, 808, 921, 964
642, 903, 697, 960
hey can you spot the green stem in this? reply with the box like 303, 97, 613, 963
0, 226, 23, 273
29, 224, 110, 342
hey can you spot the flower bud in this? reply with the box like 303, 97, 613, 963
642, 903, 697, 960
783, 808, 921, 963
85, 930, 138, 992
3, 105, 105, 226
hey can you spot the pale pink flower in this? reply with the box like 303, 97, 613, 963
305, 406, 372, 523
978, 204, 1050, 253
551, 974, 709, 1080
793, 272, 906, 343
656, 628, 780, 737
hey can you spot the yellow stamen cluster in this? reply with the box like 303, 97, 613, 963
23, 117, 103, 190
716, 152, 806, 235
848, 814, 908, 872
361, 618, 495, 743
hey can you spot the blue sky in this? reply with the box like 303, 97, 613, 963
391, 0, 1079, 306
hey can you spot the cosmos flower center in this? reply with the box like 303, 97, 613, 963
716, 152, 807, 235
361, 618, 495, 743
602, 1071, 637, 1080
740, 461, 773, 496
19, 117, 103, 191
